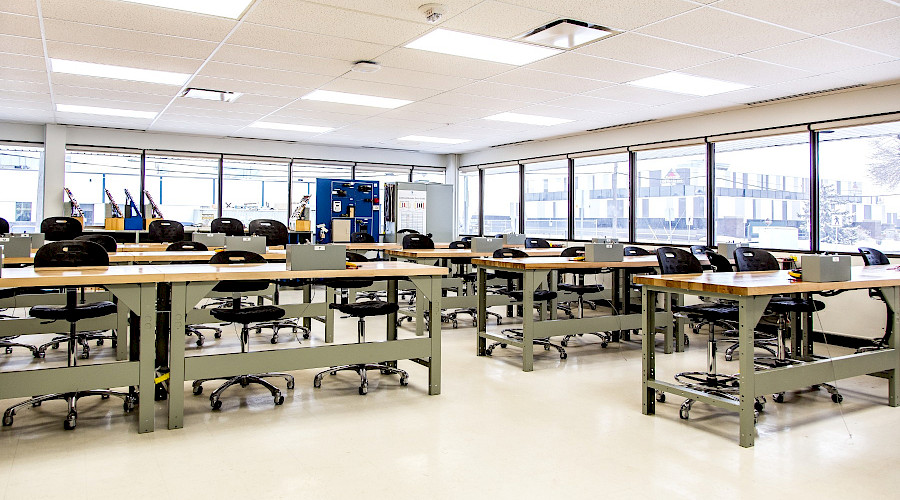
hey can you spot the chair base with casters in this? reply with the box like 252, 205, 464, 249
445, 271, 503, 328
313, 301, 408, 395
191, 304, 294, 409
1, 336, 38, 356
557, 283, 611, 348
35, 328, 117, 359
185, 324, 222, 347
484, 289, 566, 360
253, 318, 310, 344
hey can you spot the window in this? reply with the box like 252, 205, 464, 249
457, 169, 479, 235
0, 144, 42, 232
145, 153, 219, 226
412, 167, 445, 184
354, 164, 411, 235
222, 157, 290, 226
482, 165, 520, 235
290, 162, 352, 231
523, 159, 568, 239
714, 133, 810, 250
574, 153, 629, 241
65, 149, 142, 226
818, 122, 900, 253
635, 145, 707, 244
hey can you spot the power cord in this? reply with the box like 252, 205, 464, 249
812, 306, 853, 440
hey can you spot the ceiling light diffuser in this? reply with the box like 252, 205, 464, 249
118, 0, 254, 19
182, 88, 241, 102
301, 90, 412, 109
405, 28, 561, 65
250, 122, 334, 133
483, 112, 573, 126
626, 72, 750, 96
398, 135, 470, 144
57, 104, 157, 119
50, 59, 190, 86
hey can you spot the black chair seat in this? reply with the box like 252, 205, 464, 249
507, 290, 558, 302
673, 303, 739, 321
210, 305, 285, 323
30, 301, 117, 323
330, 300, 399, 317
0, 288, 16, 300
768, 298, 825, 314
322, 278, 375, 289
558, 283, 604, 295
458, 271, 494, 282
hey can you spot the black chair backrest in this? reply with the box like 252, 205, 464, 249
859, 247, 889, 266
346, 251, 368, 263
0, 217, 8, 234
210, 217, 245, 236
449, 240, 471, 249
525, 237, 551, 248
690, 245, 713, 255
397, 229, 419, 235
560, 246, 584, 257
656, 247, 703, 275
34, 240, 109, 268
402, 233, 434, 249
460, 236, 472, 242
74, 234, 117, 253
704, 251, 733, 273
493, 248, 528, 259
167, 241, 208, 251
248, 219, 288, 246
350, 231, 375, 243
734, 247, 779, 271
209, 250, 269, 293
41, 217, 83, 241
148, 219, 185, 243
624, 246, 651, 256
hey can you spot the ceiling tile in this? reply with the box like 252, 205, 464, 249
682, 56, 812, 86
441, 1, 558, 38
197, 62, 335, 89
46, 41, 205, 74
227, 23, 391, 62
376, 47, 513, 80
42, 19, 218, 60
825, 17, 900, 58
228, 93, 296, 108
395, 101, 495, 120
575, 33, 728, 70
423, 92, 525, 113
166, 100, 280, 117
375, 107, 467, 125
244, 0, 430, 45
508, 104, 612, 121
303, 0, 482, 24
712, 0, 900, 35
455, 81, 568, 104
182, 75, 310, 99
636, 7, 808, 54
318, 78, 441, 101
0, 34, 45, 57
0, 53, 46, 72
212, 44, 350, 77
830, 60, 900, 85
152, 121, 242, 136
56, 114, 153, 129
0, 12, 41, 38
266, 107, 366, 127
55, 96, 163, 113
50, 73, 179, 96
713, 74, 864, 104
540, 95, 644, 114
495, 0, 701, 31
40, 0, 237, 41
0, 107, 53, 123
53, 84, 172, 105
526, 52, 661, 83
583, 85, 696, 106
487, 68, 614, 94
284, 98, 389, 117
1, 0, 38, 16
343, 66, 473, 92
745, 38, 894, 73
0, 67, 49, 85
0, 77, 49, 94
0, 97, 52, 110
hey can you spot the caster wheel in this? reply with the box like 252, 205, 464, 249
330, 371, 337, 376
274, 395, 285, 405
81, 352, 90, 359
560, 352, 567, 360
774, 393, 785, 403
754, 400, 764, 412
544, 345, 550, 351
64, 412, 77, 430
561, 340, 568, 347
452, 321, 458, 329
211, 399, 223, 410
589, 303, 597, 310
35, 351, 45, 358
287, 380, 295, 390
500, 344, 507, 349
679, 406, 690, 420
656, 392, 666, 403
240, 379, 250, 388
691, 327, 700, 335
2, 414, 13, 426
5, 347, 11, 354
96, 339, 104, 346
601, 342, 609, 348
754, 411, 759, 425
214, 332, 222, 339
52, 342, 60, 349
832, 394, 843, 403
400, 376, 409, 386
496, 319, 502, 325
485, 349, 493, 357
359, 383, 368, 395
123, 399, 135, 412
32, 401, 42, 407
193, 385, 203, 396
683, 336, 690, 347
724, 354, 732, 362
196, 338, 204, 347
270, 337, 278, 344
314, 378, 322, 388
380, 369, 390, 375
101, 394, 110, 400
303, 333, 310, 340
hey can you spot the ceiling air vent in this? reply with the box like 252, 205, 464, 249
745, 84, 865, 106
491, 139, 534, 148
518, 19, 618, 49
586, 119, 655, 132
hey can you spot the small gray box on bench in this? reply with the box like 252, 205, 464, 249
0, 236, 32, 257
286, 244, 346, 271
717, 242, 747, 257
472, 237, 504, 254
801, 254, 851, 282
193, 232, 226, 247
225, 235, 266, 254
585, 243, 624, 262
505, 233, 526, 245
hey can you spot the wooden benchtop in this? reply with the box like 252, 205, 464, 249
471, 255, 671, 270
634, 265, 900, 296
0, 265, 170, 287
388, 247, 564, 258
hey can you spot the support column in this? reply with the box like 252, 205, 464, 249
38, 124, 67, 221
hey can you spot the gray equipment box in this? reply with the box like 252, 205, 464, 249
225, 235, 266, 254
8, 233, 44, 249
718, 242, 747, 257
0, 236, 32, 257
505, 233, 525, 245
801, 254, 851, 282
193, 232, 226, 247
585, 243, 624, 262
591, 237, 619, 244
472, 237, 504, 254
286, 244, 346, 271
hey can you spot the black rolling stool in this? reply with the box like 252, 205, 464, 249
3, 241, 135, 430
166, 241, 208, 251
211, 217, 245, 236
857, 247, 892, 353
40, 216, 82, 241
165, 240, 222, 346
445, 240, 503, 328
147, 219, 184, 243
485, 248, 566, 360
313, 301, 408, 395
191, 251, 294, 409
525, 237, 552, 248
557, 246, 610, 348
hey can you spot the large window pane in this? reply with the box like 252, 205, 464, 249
145, 154, 219, 227
574, 153, 629, 241
412, 167, 445, 184
0, 144, 41, 232
65, 150, 141, 227
482, 165, 520, 235
457, 169, 479, 235
714, 134, 810, 250
635, 145, 706, 245
291, 162, 352, 232
524, 159, 568, 239
355, 165, 411, 236
819, 122, 900, 253
223, 158, 289, 226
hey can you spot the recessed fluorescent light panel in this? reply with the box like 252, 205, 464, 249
483, 112, 573, 126
405, 28, 561, 65
519, 19, 618, 49
50, 59, 190, 86
119, 0, 254, 19
627, 72, 750, 96
301, 90, 412, 109
398, 135, 470, 144
181, 88, 241, 102
250, 122, 334, 133
57, 104, 157, 119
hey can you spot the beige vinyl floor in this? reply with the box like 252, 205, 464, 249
0, 297, 896, 499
